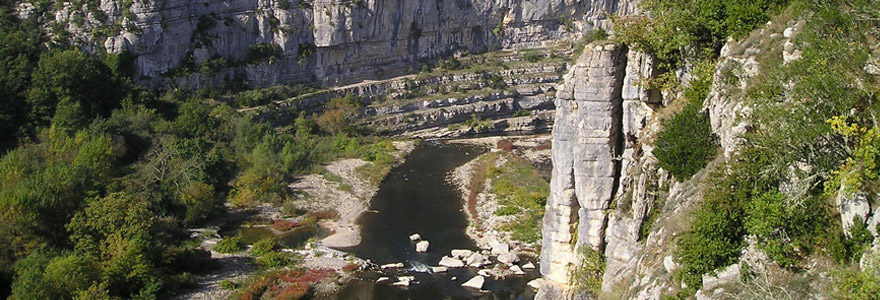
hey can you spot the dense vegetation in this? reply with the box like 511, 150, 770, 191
0, 1, 395, 298
652, 61, 718, 180
619, 0, 880, 297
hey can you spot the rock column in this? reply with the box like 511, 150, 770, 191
538, 42, 627, 298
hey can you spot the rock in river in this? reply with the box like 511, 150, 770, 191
439, 256, 465, 268
416, 240, 430, 253
462, 275, 486, 289
409, 233, 421, 241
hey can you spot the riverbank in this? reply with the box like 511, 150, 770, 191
288, 140, 416, 249
177, 140, 415, 299
448, 134, 552, 252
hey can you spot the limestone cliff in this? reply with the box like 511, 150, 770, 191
33, 0, 638, 88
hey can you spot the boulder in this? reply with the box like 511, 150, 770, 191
439, 256, 465, 268
461, 275, 485, 289
416, 240, 430, 253
478, 269, 491, 277
522, 262, 536, 270
498, 252, 520, 264
376, 277, 390, 283
381, 263, 404, 269
431, 266, 448, 273
527, 278, 543, 290
409, 233, 421, 241
451, 249, 473, 259
466, 253, 488, 267
490, 240, 509, 255
510, 265, 525, 275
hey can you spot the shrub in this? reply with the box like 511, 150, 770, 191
219, 279, 238, 290
570, 247, 605, 295
494, 206, 520, 216
653, 62, 718, 180
306, 210, 338, 220
256, 252, 289, 268
272, 220, 298, 231
250, 238, 279, 257
496, 139, 514, 152
214, 236, 245, 253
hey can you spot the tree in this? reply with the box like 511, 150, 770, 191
27, 50, 123, 128
316, 93, 360, 135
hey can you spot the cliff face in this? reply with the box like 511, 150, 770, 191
42, 0, 637, 88
536, 41, 664, 299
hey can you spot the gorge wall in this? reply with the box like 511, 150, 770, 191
32, 0, 637, 89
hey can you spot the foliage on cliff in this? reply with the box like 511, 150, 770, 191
648, 0, 880, 296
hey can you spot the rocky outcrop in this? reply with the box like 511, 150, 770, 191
537, 42, 627, 297
42, 0, 638, 88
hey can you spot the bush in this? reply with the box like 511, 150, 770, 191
570, 248, 605, 295
250, 238, 279, 257
256, 252, 289, 269
214, 236, 245, 254
272, 220, 298, 232
494, 206, 520, 216
654, 62, 718, 180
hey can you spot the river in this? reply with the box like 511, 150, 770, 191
327, 141, 539, 300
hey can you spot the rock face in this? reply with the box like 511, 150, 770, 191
538, 42, 627, 292
45, 0, 639, 88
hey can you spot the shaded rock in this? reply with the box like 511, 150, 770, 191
498, 252, 520, 264
462, 275, 486, 289
467, 253, 488, 267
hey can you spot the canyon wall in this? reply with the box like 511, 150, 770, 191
37, 0, 637, 88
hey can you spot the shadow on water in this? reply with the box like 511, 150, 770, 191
327, 141, 538, 300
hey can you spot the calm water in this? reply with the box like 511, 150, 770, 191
328, 141, 538, 300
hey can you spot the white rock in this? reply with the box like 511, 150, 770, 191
466, 253, 487, 267
478, 269, 491, 277
409, 233, 421, 241
498, 252, 520, 264
392, 280, 410, 287
527, 278, 543, 290
522, 262, 536, 270
393, 276, 416, 287
451, 276, 457, 281
510, 265, 525, 275
461, 275, 485, 289
431, 266, 448, 273
451, 249, 473, 259
664, 255, 678, 273
381, 263, 404, 269
416, 240, 430, 253
439, 256, 465, 268
490, 240, 509, 255
377, 277, 390, 283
